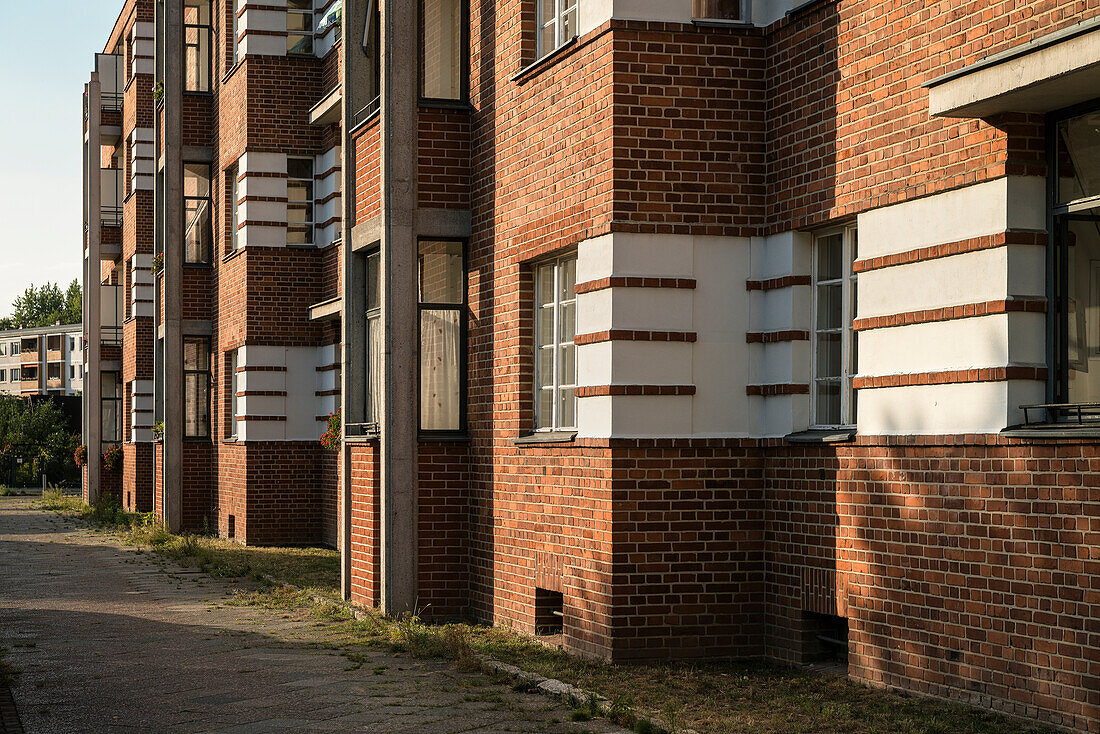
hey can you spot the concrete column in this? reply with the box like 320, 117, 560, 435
379, 0, 420, 616
161, 0, 184, 532
85, 74, 103, 506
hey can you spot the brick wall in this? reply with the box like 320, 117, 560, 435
349, 441, 381, 607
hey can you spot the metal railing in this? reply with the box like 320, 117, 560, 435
353, 95, 381, 129
1021, 402, 1100, 425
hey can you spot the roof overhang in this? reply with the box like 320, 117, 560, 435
926, 15, 1100, 118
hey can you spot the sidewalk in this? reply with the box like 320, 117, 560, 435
0, 498, 627, 734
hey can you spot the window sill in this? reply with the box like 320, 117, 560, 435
418, 99, 474, 112
513, 431, 577, 446
221, 437, 239, 444
784, 428, 856, 444
419, 433, 470, 443
222, 59, 244, 85
691, 18, 754, 28
511, 37, 578, 84
1000, 423, 1100, 439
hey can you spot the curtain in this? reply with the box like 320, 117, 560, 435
420, 310, 460, 431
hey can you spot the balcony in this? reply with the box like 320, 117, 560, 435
46, 336, 63, 362
20, 338, 39, 364
102, 284, 123, 347
102, 168, 123, 228
20, 366, 39, 394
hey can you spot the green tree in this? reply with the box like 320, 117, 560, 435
3, 281, 81, 329
0, 396, 79, 486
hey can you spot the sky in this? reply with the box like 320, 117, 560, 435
0, 2, 122, 317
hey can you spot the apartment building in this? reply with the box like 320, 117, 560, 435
84, 1, 1098, 732
0, 325, 84, 397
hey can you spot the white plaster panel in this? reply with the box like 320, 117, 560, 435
857, 177, 1046, 259
858, 312, 1046, 376
239, 225, 287, 249
749, 231, 812, 280
316, 26, 339, 57
750, 0, 799, 25
576, 288, 694, 333
240, 395, 285, 416
131, 22, 155, 40
240, 152, 287, 175
132, 59, 155, 76
238, 371, 286, 394
576, 233, 613, 283
748, 393, 810, 438
577, 232, 695, 281
577, 341, 693, 386
131, 428, 153, 443
240, 175, 287, 200
286, 347, 321, 441
693, 342, 750, 436
242, 7, 287, 33
239, 420, 285, 442
240, 200, 287, 225
131, 128, 154, 144
316, 224, 339, 249
858, 380, 1046, 435
609, 395, 694, 437
857, 246, 1046, 319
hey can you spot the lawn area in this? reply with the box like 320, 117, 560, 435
40, 491, 1053, 734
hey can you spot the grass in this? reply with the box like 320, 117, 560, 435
41, 491, 1054, 734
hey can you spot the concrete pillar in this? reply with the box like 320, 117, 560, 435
379, 0, 420, 616
161, 0, 184, 532
85, 74, 103, 506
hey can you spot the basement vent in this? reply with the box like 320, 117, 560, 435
803, 611, 848, 669
227, 514, 236, 539
534, 588, 563, 636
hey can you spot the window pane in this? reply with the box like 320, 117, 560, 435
693, 0, 740, 19
537, 389, 554, 430
1065, 217, 1100, 403
816, 284, 842, 330
420, 309, 461, 431
557, 387, 576, 429
559, 344, 576, 385
558, 257, 576, 302
185, 199, 211, 263
559, 301, 576, 342
366, 251, 381, 311
539, 0, 555, 24
418, 241, 464, 304
561, 7, 576, 40
538, 347, 554, 385
537, 305, 556, 347
817, 233, 843, 280
815, 381, 841, 426
815, 332, 842, 380
184, 338, 210, 370
1057, 112, 1100, 206
185, 373, 210, 437
422, 0, 463, 100
367, 314, 383, 422
537, 264, 555, 306
539, 21, 555, 55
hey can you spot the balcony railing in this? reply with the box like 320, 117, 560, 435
97, 53, 124, 112
101, 284, 123, 346
102, 168, 123, 227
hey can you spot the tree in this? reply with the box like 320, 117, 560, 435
1, 281, 81, 329
0, 396, 80, 486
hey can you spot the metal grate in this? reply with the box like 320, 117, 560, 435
1021, 402, 1100, 425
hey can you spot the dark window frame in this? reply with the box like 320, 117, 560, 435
418, 0, 470, 106
101, 370, 123, 445
1047, 97, 1100, 407
417, 238, 468, 437
184, 0, 214, 93
184, 336, 212, 439
363, 248, 382, 427
184, 161, 214, 265
286, 0, 315, 55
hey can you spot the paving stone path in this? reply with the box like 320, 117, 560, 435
0, 499, 627, 734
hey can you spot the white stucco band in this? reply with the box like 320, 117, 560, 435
857, 177, 1046, 260
859, 381, 1046, 435
928, 17, 1100, 118
578, 0, 800, 35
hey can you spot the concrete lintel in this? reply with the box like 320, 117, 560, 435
310, 297, 342, 321
928, 18, 1100, 118
351, 217, 382, 252
310, 86, 343, 126
182, 146, 214, 162
182, 320, 213, 336
101, 244, 122, 260
415, 208, 472, 240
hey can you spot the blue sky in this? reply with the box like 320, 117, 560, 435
0, 3, 122, 316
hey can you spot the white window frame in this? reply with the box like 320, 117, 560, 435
811, 226, 857, 429
232, 0, 242, 65
534, 254, 577, 432
537, 0, 578, 58
230, 168, 240, 252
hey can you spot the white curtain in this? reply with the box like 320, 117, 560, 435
420, 310, 460, 430
367, 314, 383, 423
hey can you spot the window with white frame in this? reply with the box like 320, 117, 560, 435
287, 0, 314, 55
229, 166, 240, 252
0, 344, 6, 357
287, 157, 314, 245
231, 0, 242, 64
535, 255, 577, 431
812, 228, 857, 427
692, 0, 741, 20
0, 370, 6, 383
10, 342, 18, 355
537, 0, 577, 58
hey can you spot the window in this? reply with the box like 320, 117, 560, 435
364, 250, 382, 423
0, 344, 6, 357
184, 0, 212, 92
421, 0, 464, 101
10, 342, 18, 356
537, 0, 577, 57
535, 255, 577, 431
287, 157, 314, 245
1051, 103, 1100, 407
102, 372, 122, 444
47, 363, 61, 382
48, 335, 62, 352
184, 337, 211, 438
287, 0, 314, 55
69, 337, 75, 351
70, 366, 75, 379
229, 350, 240, 437
419, 241, 465, 432
693, 0, 741, 20
184, 163, 212, 263
228, 165, 240, 252
231, 0, 242, 65
812, 228, 857, 428
0, 370, 6, 382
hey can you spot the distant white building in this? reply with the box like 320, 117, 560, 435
0, 324, 84, 397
